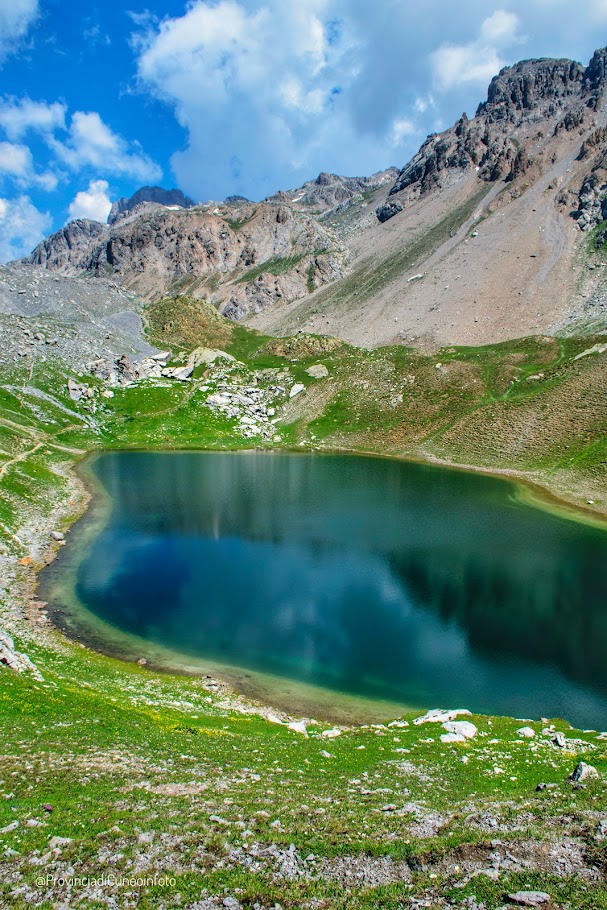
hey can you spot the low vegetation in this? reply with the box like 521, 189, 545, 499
1, 295, 607, 907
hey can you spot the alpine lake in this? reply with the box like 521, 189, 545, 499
40, 450, 607, 728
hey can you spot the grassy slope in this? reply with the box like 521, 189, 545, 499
1, 299, 607, 907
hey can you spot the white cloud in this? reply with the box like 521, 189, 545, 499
431, 10, 524, 91
0, 0, 38, 64
0, 138, 60, 190
480, 10, 521, 44
0, 193, 51, 262
0, 140, 32, 178
0, 98, 66, 139
67, 178, 111, 223
52, 111, 161, 182
134, 0, 358, 198
390, 118, 417, 146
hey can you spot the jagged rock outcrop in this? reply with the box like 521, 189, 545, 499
267, 168, 398, 213
23, 199, 346, 321
0, 630, 42, 679
376, 201, 403, 223
388, 49, 607, 203
27, 220, 109, 272
108, 186, 196, 225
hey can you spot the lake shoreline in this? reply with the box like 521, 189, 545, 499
34, 445, 607, 730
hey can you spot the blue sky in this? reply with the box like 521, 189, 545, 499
1, 0, 607, 261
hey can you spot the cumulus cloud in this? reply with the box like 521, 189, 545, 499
51, 111, 162, 182
0, 98, 66, 139
0, 138, 58, 189
131, 1, 538, 200
0, 140, 32, 178
134, 0, 369, 199
431, 11, 524, 90
0, 193, 51, 261
67, 178, 112, 223
0, 0, 38, 64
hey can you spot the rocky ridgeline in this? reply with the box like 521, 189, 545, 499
380, 48, 607, 220
266, 168, 398, 213
24, 201, 346, 322
108, 185, 196, 226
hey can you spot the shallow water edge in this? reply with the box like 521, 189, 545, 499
38, 445, 607, 727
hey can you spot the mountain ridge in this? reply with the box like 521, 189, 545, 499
18, 45, 607, 349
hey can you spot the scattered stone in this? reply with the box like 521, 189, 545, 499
414, 708, 471, 725
442, 720, 478, 739
287, 720, 308, 737
0, 630, 43, 679
321, 728, 342, 738
381, 804, 397, 812
50, 530, 64, 541
289, 383, 306, 398
595, 819, 607, 840
0, 821, 19, 834
507, 892, 550, 906
305, 364, 329, 379
137, 832, 155, 845
569, 762, 599, 782
517, 726, 536, 738
441, 732, 466, 744
552, 731, 566, 748
49, 836, 72, 849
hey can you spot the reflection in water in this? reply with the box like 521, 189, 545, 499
45, 451, 607, 728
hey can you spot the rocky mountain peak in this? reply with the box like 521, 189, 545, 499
27, 219, 108, 272
477, 57, 585, 122
386, 46, 607, 207
108, 186, 196, 225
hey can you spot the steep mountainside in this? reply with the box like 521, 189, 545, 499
25, 201, 347, 320
20, 46, 607, 349
251, 48, 607, 347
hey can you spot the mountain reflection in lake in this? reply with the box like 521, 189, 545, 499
44, 451, 607, 728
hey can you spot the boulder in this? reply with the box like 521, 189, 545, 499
517, 726, 536, 738
414, 708, 471, 725
569, 761, 599, 782
306, 364, 329, 379
442, 720, 478, 740
376, 201, 403, 223
507, 892, 550, 906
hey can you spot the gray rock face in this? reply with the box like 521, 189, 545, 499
479, 58, 585, 122
573, 173, 607, 232
108, 186, 195, 225
376, 201, 403, 223
25, 220, 108, 273
266, 168, 399, 213
388, 47, 607, 201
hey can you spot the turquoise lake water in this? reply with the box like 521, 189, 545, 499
41, 450, 607, 728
